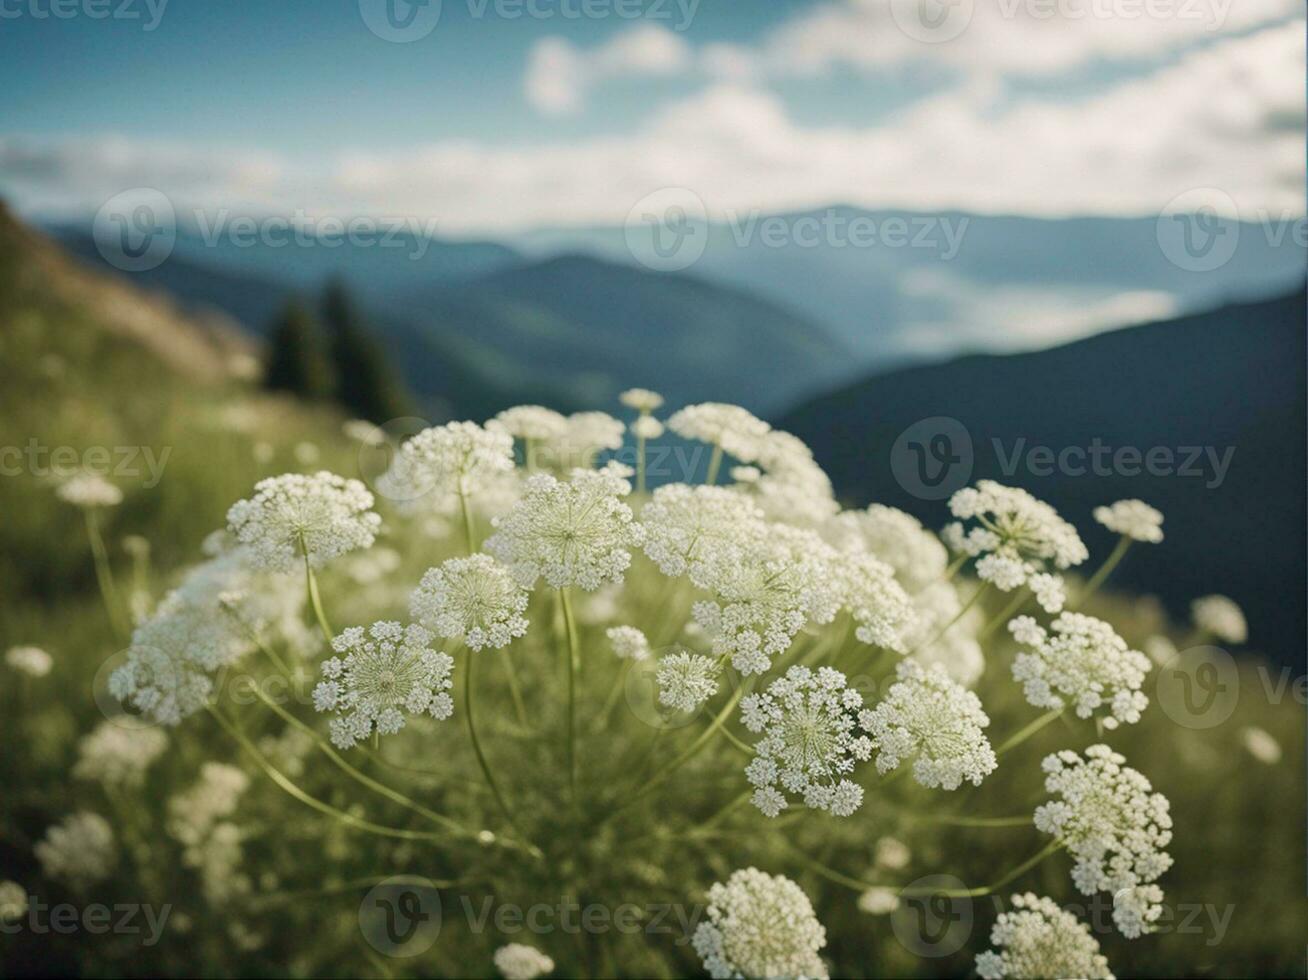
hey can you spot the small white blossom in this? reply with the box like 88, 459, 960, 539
730, 465, 762, 484
73, 721, 169, 788
1190, 595, 1247, 644
410, 555, 529, 651
396, 421, 515, 500
168, 763, 250, 847
906, 583, 985, 687
342, 419, 386, 445
0, 881, 27, 922
945, 481, 1088, 591
606, 625, 650, 661
56, 471, 123, 508
825, 505, 948, 594
874, 837, 912, 871
748, 430, 840, 528
640, 484, 765, 578
692, 868, 828, 980
36, 812, 116, 889
860, 659, 997, 790
619, 388, 664, 412
226, 472, 380, 572
856, 887, 900, 916
976, 893, 1114, 980
1009, 613, 1150, 729
5, 645, 52, 677
1093, 499, 1164, 544
491, 405, 568, 443
1142, 634, 1177, 667
487, 466, 643, 591
631, 415, 664, 440
1034, 745, 1173, 938
558, 411, 625, 462
656, 652, 720, 713
741, 666, 871, 818
667, 403, 771, 463
494, 943, 555, 980
1239, 726, 1281, 764
1029, 573, 1067, 614
313, 622, 455, 748
837, 551, 917, 653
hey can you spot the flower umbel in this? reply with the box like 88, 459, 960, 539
976, 893, 1114, 980
226, 472, 380, 572
692, 868, 828, 980
410, 555, 529, 651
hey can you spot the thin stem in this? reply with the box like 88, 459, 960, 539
901, 841, 1065, 897
720, 726, 754, 756
457, 485, 477, 554
915, 813, 1032, 828
84, 509, 128, 638
558, 588, 581, 811
1074, 535, 1132, 609
978, 586, 1032, 641
705, 444, 724, 485
943, 553, 968, 581
464, 648, 534, 849
593, 668, 626, 733
299, 536, 333, 646
996, 708, 1063, 755
636, 434, 647, 495
499, 648, 530, 729
912, 580, 989, 654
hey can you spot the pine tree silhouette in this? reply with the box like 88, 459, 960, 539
264, 299, 335, 400
321, 278, 412, 422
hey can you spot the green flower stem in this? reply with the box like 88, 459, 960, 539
1073, 535, 1132, 609
457, 485, 478, 555
943, 553, 968, 581
978, 585, 1033, 641
464, 648, 537, 852
499, 648, 531, 729
911, 580, 989, 654
705, 444, 724, 485
636, 433, 648, 495
298, 536, 334, 646
558, 588, 581, 811
901, 841, 1066, 898
592, 668, 627, 733
719, 726, 754, 756
914, 813, 1032, 828
84, 509, 128, 639
996, 708, 1064, 755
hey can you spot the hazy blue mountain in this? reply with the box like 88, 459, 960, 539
777, 287, 1307, 667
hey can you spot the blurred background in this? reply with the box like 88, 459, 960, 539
0, 1, 1305, 976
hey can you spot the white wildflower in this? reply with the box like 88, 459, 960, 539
73, 721, 169, 788
906, 582, 985, 687
656, 652, 720, 713
168, 762, 250, 847
1142, 634, 1177, 667
55, 471, 123, 508
976, 893, 1114, 980
558, 411, 625, 464
36, 812, 116, 889
491, 405, 568, 443
1240, 726, 1281, 764
619, 388, 664, 412
1009, 613, 1150, 729
410, 555, 529, 651
1093, 499, 1164, 544
667, 403, 771, 463
226, 472, 380, 571
1029, 573, 1067, 614
487, 466, 643, 591
494, 943, 555, 980
748, 430, 840, 528
945, 481, 1088, 591
837, 551, 917, 653
693, 868, 828, 980
5, 645, 52, 677
0, 881, 27, 922
606, 625, 650, 661
640, 484, 765, 578
741, 666, 871, 818
874, 837, 911, 871
825, 505, 948, 594
1191, 595, 1247, 644
857, 887, 900, 916
396, 421, 515, 500
631, 414, 664, 440
313, 622, 455, 748
730, 465, 762, 484
342, 419, 386, 445
860, 659, 997, 790
1034, 745, 1173, 938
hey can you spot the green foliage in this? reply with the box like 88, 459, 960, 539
264, 300, 336, 401
321, 279, 412, 423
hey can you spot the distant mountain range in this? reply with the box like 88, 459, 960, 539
777, 286, 1307, 667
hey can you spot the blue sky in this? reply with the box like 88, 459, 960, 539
1, 0, 1302, 230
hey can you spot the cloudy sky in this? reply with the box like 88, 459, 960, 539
1, 0, 1303, 232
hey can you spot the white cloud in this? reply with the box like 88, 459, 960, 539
524, 24, 692, 114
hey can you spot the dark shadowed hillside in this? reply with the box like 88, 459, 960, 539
778, 287, 1307, 666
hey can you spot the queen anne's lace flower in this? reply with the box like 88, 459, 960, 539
857, 887, 900, 915
1028, 573, 1067, 614
494, 943, 555, 980
56, 471, 123, 508
975, 893, 1114, 980
826, 505, 947, 594
1009, 613, 1150, 729
168, 762, 249, 847
656, 652, 720, 712
1034, 745, 1173, 938
558, 411, 625, 463
606, 625, 650, 661
905, 583, 984, 686
631, 415, 664, 440
313, 622, 455, 748
0, 881, 27, 922
1240, 725, 1281, 764
693, 868, 828, 980
491, 405, 568, 443
619, 388, 664, 412
836, 551, 917, 652
745, 430, 841, 528
860, 659, 997, 790
667, 403, 771, 463
741, 666, 871, 817
227, 472, 380, 571
395, 421, 515, 500
1093, 499, 1164, 544
73, 720, 169, 788
487, 465, 643, 591
944, 481, 1087, 591
410, 555, 529, 651
36, 812, 116, 889
1190, 594, 1247, 644
5, 645, 52, 677
640, 484, 765, 578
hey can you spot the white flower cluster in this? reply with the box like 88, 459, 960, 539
314, 622, 455, 748
487, 465, 643, 591
491, 405, 568, 443
692, 868, 828, 980
167, 762, 250, 847
976, 893, 1114, 980
36, 812, 116, 889
606, 625, 650, 661
227, 472, 380, 571
944, 481, 1087, 592
619, 387, 664, 413
860, 659, 997, 790
826, 504, 948, 594
837, 551, 917, 652
656, 651, 720, 713
1191, 594, 1248, 644
73, 720, 169, 788
1034, 746, 1173, 938
1009, 613, 1151, 729
559, 411, 625, 462
741, 666, 870, 817
395, 421, 515, 499
0, 881, 27, 922
904, 583, 985, 687
1093, 499, 1164, 543
5, 645, 52, 677
494, 943, 555, 980
748, 430, 840, 528
56, 471, 123, 508
640, 484, 764, 578
410, 555, 529, 651
667, 402, 771, 463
